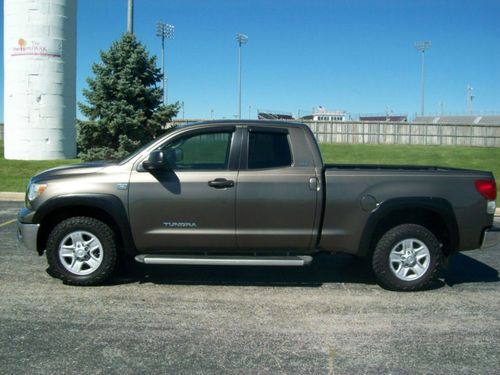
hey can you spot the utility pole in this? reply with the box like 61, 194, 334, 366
414, 41, 431, 115
467, 84, 474, 114
127, 0, 134, 34
156, 22, 175, 104
236, 33, 248, 119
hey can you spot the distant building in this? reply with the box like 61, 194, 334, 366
310, 106, 347, 121
413, 115, 500, 125
359, 115, 407, 122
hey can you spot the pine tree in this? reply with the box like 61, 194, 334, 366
77, 33, 178, 161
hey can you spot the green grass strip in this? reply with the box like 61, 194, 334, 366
1, 140, 498, 203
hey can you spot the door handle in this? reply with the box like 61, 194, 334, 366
208, 178, 234, 189
309, 177, 320, 191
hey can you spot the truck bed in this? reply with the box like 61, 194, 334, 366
324, 163, 480, 172
318, 164, 494, 254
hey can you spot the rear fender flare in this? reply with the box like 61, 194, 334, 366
358, 197, 459, 256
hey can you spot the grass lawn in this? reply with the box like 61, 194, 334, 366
320, 143, 500, 175
1, 140, 499, 202
320, 143, 500, 204
0, 141, 80, 192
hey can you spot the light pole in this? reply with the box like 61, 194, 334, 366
127, 0, 134, 34
236, 33, 248, 119
156, 22, 175, 104
467, 84, 474, 114
414, 41, 431, 115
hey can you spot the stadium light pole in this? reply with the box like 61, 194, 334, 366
467, 84, 474, 114
156, 22, 175, 104
414, 41, 431, 116
236, 33, 248, 119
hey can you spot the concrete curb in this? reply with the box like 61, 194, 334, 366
0, 192, 24, 201
0, 191, 499, 216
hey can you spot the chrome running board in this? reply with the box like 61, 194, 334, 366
134, 254, 313, 266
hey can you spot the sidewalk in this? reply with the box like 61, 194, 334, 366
2, 191, 499, 216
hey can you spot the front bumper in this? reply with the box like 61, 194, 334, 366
17, 220, 39, 253
480, 226, 500, 249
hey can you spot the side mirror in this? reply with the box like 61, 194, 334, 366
143, 150, 169, 171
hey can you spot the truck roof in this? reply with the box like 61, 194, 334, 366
183, 119, 308, 129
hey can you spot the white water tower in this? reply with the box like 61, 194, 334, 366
3, 0, 77, 160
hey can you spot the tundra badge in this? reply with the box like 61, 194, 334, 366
163, 222, 198, 228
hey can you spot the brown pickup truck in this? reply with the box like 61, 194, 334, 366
17, 120, 499, 290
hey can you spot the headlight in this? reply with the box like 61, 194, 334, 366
27, 183, 48, 202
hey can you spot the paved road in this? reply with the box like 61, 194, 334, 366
0, 201, 499, 375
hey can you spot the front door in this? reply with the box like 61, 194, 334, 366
128, 127, 239, 252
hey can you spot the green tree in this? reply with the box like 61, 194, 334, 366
77, 33, 178, 161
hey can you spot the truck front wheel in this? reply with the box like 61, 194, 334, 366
372, 224, 442, 291
46, 216, 117, 286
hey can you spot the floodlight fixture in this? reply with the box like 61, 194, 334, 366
414, 40, 431, 52
236, 33, 248, 46
156, 22, 175, 39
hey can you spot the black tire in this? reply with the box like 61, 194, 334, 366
46, 216, 117, 286
372, 224, 442, 291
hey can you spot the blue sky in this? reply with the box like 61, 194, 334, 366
1, 0, 499, 120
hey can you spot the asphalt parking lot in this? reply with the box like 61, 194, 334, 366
0, 201, 499, 375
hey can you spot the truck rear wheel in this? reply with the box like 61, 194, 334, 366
372, 224, 442, 291
46, 216, 117, 286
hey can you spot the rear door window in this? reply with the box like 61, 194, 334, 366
248, 131, 292, 169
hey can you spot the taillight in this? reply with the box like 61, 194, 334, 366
475, 179, 497, 200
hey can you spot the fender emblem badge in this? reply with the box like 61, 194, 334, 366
163, 222, 198, 228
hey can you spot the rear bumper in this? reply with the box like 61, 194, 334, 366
480, 226, 500, 249
17, 220, 39, 253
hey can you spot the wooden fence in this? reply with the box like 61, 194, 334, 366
2, 120, 498, 147
305, 121, 500, 147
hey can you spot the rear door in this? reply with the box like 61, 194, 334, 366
128, 126, 241, 252
235, 126, 319, 251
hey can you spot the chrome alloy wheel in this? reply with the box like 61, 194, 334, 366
389, 238, 430, 281
58, 231, 104, 276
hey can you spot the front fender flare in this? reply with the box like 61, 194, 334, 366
34, 194, 137, 255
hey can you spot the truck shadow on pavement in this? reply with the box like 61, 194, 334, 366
108, 252, 499, 289
442, 253, 500, 286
